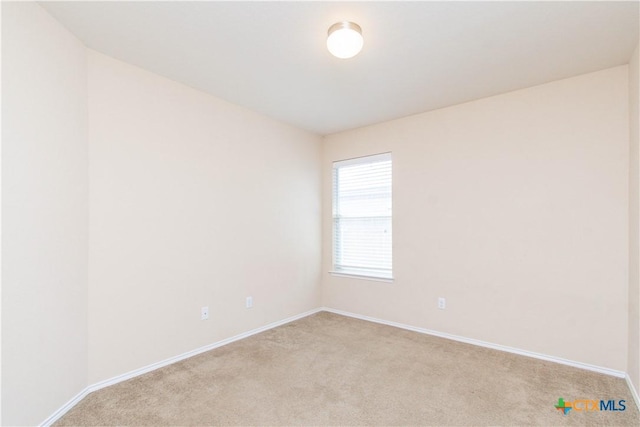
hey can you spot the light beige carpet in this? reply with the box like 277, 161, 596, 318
56, 312, 638, 426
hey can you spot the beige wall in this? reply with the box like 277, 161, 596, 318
87, 51, 322, 383
1, 2, 89, 425
322, 66, 629, 371
629, 39, 640, 394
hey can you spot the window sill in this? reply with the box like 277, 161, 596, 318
329, 271, 394, 283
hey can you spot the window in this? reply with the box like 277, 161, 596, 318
332, 153, 392, 280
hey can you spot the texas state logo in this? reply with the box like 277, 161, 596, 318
554, 397, 626, 415
555, 398, 573, 415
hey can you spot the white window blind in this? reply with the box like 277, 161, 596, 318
332, 153, 392, 280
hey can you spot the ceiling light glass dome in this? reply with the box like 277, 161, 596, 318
327, 22, 363, 59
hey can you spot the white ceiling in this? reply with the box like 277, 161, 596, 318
40, 1, 639, 135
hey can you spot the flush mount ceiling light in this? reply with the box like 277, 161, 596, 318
327, 21, 363, 59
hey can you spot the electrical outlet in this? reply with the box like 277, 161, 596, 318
201, 306, 209, 320
246, 296, 253, 309
438, 297, 446, 310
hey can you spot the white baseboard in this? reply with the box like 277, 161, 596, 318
626, 374, 640, 411
86, 307, 323, 394
40, 307, 323, 426
41, 306, 635, 425
322, 307, 626, 378
40, 387, 92, 427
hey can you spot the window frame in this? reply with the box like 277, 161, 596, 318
330, 152, 393, 282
